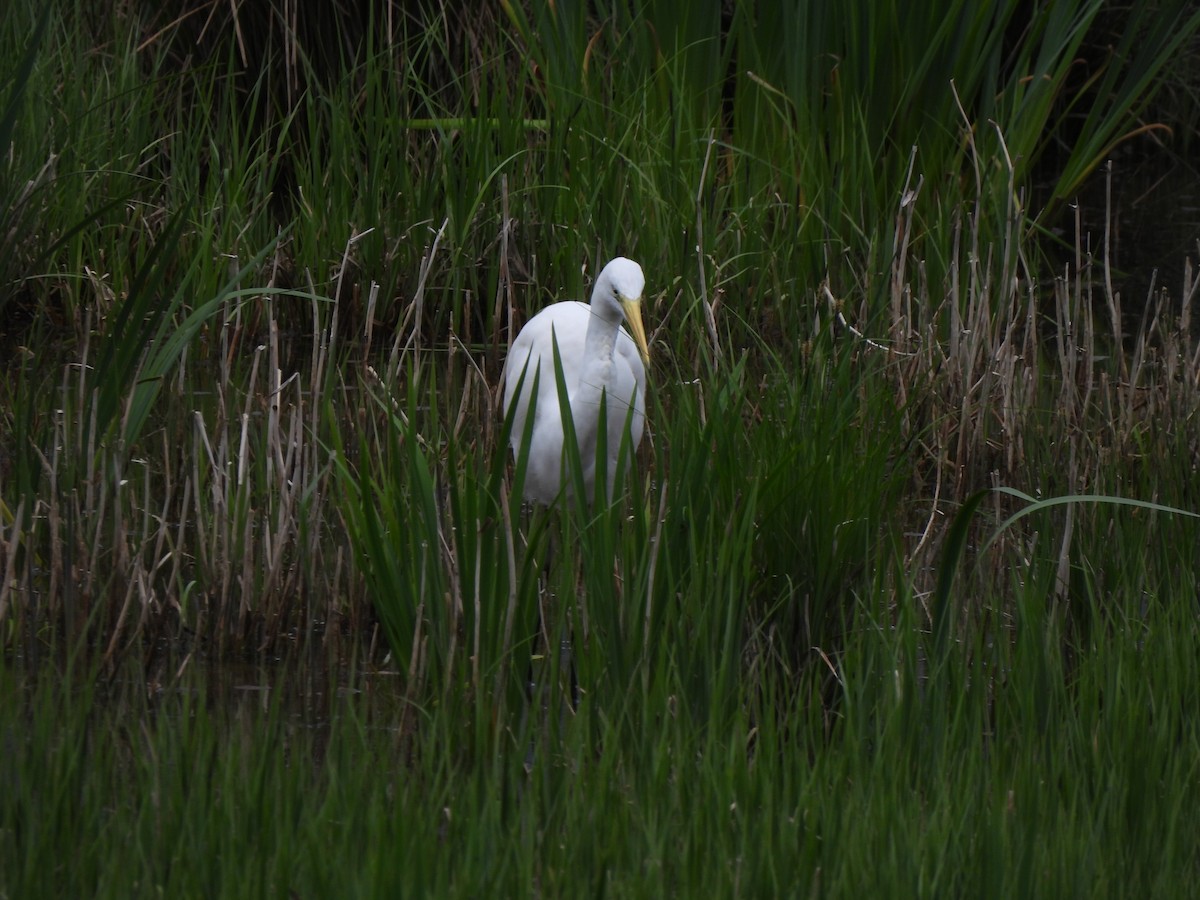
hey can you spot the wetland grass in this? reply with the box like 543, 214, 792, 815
3, 2, 1200, 895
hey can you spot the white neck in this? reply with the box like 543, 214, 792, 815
571, 279, 623, 444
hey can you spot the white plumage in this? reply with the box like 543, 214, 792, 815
503, 257, 650, 506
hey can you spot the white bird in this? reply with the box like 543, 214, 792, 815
503, 257, 650, 506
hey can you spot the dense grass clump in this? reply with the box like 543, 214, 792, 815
3, 1, 1200, 895
4, 583, 1198, 897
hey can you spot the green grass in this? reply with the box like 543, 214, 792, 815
3, 1, 1200, 895
4, 573, 1197, 897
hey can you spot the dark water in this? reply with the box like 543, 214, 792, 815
1067, 151, 1200, 311
2, 639, 400, 737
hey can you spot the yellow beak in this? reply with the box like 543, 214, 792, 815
619, 296, 650, 365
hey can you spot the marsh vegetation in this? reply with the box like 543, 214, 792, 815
3, 1, 1200, 895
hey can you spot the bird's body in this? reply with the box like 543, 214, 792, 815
503, 257, 649, 506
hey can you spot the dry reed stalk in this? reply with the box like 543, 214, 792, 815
390, 217, 449, 383
695, 131, 723, 371
440, 506, 462, 698
493, 173, 514, 368
304, 284, 332, 608
0, 499, 25, 623
889, 170, 1200, 612
39, 418, 62, 622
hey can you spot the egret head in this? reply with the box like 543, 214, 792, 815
601, 257, 649, 365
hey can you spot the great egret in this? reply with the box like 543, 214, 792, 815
503, 257, 650, 506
